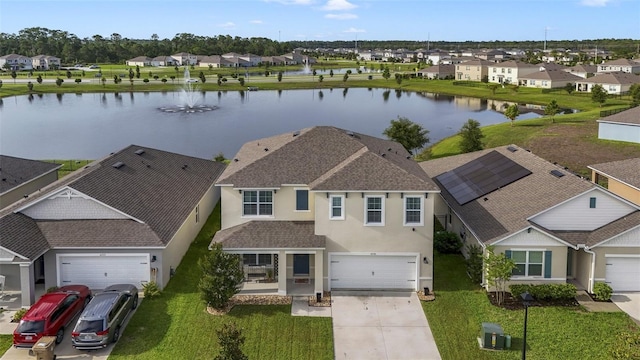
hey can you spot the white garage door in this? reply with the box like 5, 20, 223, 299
330, 254, 417, 290
605, 256, 640, 292
58, 254, 150, 290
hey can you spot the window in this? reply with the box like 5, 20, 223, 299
507, 68, 512, 74
329, 195, 345, 220
511, 250, 543, 277
404, 196, 423, 225
295, 189, 309, 211
492, 68, 496, 73
195, 205, 199, 223
501, 68, 505, 73
242, 254, 272, 265
365, 196, 384, 225
589, 197, 597, 208
242, 190, 273, 216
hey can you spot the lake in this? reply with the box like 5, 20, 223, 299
0, 88, 539, 160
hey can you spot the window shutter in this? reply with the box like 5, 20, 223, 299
505, 250, 512, 259
544, 251, 552, 278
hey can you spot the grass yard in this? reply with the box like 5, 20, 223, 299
423, 253, 638, 360
0, 335, 12, 356
108, 202, 333, 360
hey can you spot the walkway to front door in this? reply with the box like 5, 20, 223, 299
331, 291, 441, 360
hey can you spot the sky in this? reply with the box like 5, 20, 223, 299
0, 0, 638, 42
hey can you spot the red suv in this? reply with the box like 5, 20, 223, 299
13, 285, 92, 348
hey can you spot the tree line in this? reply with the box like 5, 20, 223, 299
1, 27, 637, 65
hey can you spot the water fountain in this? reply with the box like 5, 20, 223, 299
158, 66, 219, 113
302, 61, 312, 75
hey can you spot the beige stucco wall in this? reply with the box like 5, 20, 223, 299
492, 245, 568, 284
606, 178, 640, 206
0, 171, 58, 209
315, 192, 435, 291
220, 186, 314, 230
574, 249, 592, 290
592, 246, 640, 281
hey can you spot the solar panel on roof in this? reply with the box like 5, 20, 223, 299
435, 150, 531, 205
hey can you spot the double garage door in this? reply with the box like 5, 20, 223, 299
330, 254, 417, 290
605, 256, 640, 292
58, 254, 150, 290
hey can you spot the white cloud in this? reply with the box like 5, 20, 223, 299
321, 0, 357, 11
343, 27, 365, 33
264, 0, 314, 5
218, 22, 236, 29
250, 20, 264, 24
325, 13, 358, 20
580, 0, 611, 6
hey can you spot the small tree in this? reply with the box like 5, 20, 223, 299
75, 78, 82, 84
383, 116, 429, 155
382, 67, 391, 80
66, 70, 72, 79
459, 119, 484, 153
318, 75, 324, 83
484, 246, 516, 306
395, 73, 402, 85
101, 77, 107, 87
128, 68, 134, 81
343, 73, 349, 82
329, 69, 334, 78
488, 83, 499, 95
36, 75, 43, 84
214, 323, 248, 360
544, 99, 560, 123
55, 78, 63, 87
0, 79, 3, 89
238, 77, 244, 86
199, 71, 206, 84
198, 243, 244, 309
135, 65, 141, 79
629, 83, 640, 106
504, 104, 520, 127
564, 82, 575, 94
27, 81, 33, 92
591, 84, 607, 107
214, 152, 226, 162
11, 70, 17, 83
277, 71, 282, 82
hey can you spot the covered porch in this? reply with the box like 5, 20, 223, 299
210, 220, 326, 296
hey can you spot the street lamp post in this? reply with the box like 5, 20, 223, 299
521, 292, 534, 360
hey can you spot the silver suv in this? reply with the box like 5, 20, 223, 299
71, 284, 138, 349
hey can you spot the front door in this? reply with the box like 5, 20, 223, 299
293, 254, 310, 276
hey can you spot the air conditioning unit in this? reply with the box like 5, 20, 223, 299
480, 322, 505, 350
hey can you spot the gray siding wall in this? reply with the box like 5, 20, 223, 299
598, 122, 640, 144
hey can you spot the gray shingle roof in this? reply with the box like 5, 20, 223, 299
212, 221, 325, 249
0, 156, 61, 195
0, 213, 49, 261
218, 126, 438, 192
420, 145, 595, 244
543, 211, 640, 247
582, 71, 640, 85
588, 158, 640, 190
37, 219, 164, 248
520, 70, 582, 82
596, 106, 640, 126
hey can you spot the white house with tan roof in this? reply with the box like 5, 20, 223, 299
210, 126, 440, 296
487, 61, 538, 85
421, 145, 640, 293
575, 71, 640, 94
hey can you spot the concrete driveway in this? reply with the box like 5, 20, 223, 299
611, 293, 640, 325
332, 291, 441, 360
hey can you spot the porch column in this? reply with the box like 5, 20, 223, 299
19, 263, 35, 307
277, 250, 287, 295
314, 250, 323, 295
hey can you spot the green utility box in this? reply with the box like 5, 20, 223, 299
481, 322, 505, 350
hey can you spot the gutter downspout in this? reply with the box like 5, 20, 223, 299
581, 245, 596, 293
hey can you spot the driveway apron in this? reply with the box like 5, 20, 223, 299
332, 291, 441, 360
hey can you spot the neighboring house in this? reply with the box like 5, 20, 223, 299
0, 145, 225, 306
455, 59, 490, 81
589, 158, 640, 206
476, 49, 508, 61
575, 71, 640, 94
424, 51, 452, 65
564, 64, 596, 79
31, 55, 60, 70
596, 106, 640, 144
417, 64, 455, 79
597, 59, 640, 74
421, 145, 640, 293
150, 56, 177, 67
0, 156, 61, 209
199, 55, 234, 68
487, 61, 538, 85
171, 52, 198, 66
126, 56, 152, 67
0, 53, 32, 70
519, 69, 583, 89
210, 126, 440, 296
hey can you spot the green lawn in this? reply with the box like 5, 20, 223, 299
0, 335, 12, 356
109, 203, 333, 360
423, 253, 638, 360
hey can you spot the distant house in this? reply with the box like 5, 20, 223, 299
417, 64, 455, 79
596, 106, 640, 144
151, 56, 176, 67
31, 55, 60, 70
126, 56, 152, 67
597, 59, 640, 74
519, 69, 583, 89
171, 52, 198, 66
198, 55, 234, 68
590, 158, 640, 206
487, 61, 538, 85
564, 64, 597, 79
455, 59, 490, 81
0, 156, 61, 209
575, 71, 640, 94
0, 53, 32, 70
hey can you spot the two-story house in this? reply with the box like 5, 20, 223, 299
597, 59, 640, 74
455, 59, 489, 81
487, 61, 538, 85
210, 126, 440, 296
31, 55, 60, 70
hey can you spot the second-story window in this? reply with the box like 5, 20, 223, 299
365, 195, 384, 226
330, 195, 345, 220
296, 189, 309, 211
404, 196, 424, 226
243, 190, 273, 216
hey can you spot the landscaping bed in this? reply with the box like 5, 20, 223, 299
308, 291, 332, 307
486, 291, 579, 310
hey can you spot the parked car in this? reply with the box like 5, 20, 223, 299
71, 284, 138, 350
13, 285, 92, 347
185, 78, 199, 83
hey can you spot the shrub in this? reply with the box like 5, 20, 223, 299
434, 231, 463, 254
199, 243, 244, 309
509, 283, 576, 301
465, 244, 483, 284
142, 281, 161, 299
593, 282, 612, 301
215, 322, 248, 360
509, 284, 532, 297
611, 331, 640, 359
12, 308, 28, 322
